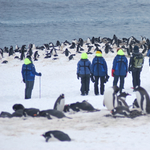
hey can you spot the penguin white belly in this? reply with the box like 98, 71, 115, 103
104, 88, 117, 111
56, 99, 65, 112
136, 91, 142, 111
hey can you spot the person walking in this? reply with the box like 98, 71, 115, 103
91, 50, 109, 95
77, 52, 92, 96
112, 48, 128, 93
21, 56, 42, 99
129, 45, 144, 90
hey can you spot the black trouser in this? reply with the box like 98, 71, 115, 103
80, 75, 90, 94
25, 81, 34, 99
94, 76, 105, 95
132, 71, 141, 89
113, 75, 125, 93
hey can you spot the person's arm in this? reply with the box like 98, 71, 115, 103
31, 64, 41, 76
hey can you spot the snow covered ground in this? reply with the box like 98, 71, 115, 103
0, 45, 150, 150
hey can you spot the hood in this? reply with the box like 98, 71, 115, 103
24, 58, 32, 65
117, 49, 124, 55
96, 50, 102, 57
81, 53, 88, 59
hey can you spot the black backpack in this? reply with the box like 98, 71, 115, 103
133, 54, 143, 68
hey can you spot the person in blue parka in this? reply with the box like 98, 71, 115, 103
91, 50, 109, 95
21, 56, 42, 99
146, 44, 150, 66
112, 48, 128, 93
77, 52, 92, 96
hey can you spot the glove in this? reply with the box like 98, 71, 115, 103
77, 73, 79, 79
104, 75, 110, 83
39, 72, 42, 76
23, 79, 25, 83
111, 69, 115, 77
91, 74, 95, 83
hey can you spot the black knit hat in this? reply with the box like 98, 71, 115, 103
134, 45, 139, 53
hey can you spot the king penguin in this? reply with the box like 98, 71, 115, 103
103, 85, 120, 111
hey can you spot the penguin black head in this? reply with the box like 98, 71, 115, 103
12, 104, 25, 111
61, 94, 64, 98
112, 85, 120, 94
63, 105, 70, 112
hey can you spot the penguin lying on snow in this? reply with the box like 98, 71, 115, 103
53, 94, 65, 112
111, 106, 130, 117
63, 100, 100, 113
110, 106, 142, 118
0, 110, 24, 118
133, 86, 150, 114
12, 104, 40, 117
39, 109, 71, 119
42, 130, 71, 142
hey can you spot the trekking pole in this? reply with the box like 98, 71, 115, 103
39, 76, 41, 98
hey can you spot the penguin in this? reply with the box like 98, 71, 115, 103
12, 103, 40, 117
42, 130, 71, 142
44, 52, 51, 59
56, 40, 61, 47
20, 45, 26, 60
69, 42, 76, 49
134, 86, 150, 114
63, 100, 100, 113
27, 48, 33, 57
111, 106, 130, 117
23, 108, 40, 117
11, 109, 24, 117
12, 104, 25, 111
0, 111, 12, 118
68, 54, 75, 61
33, 51, 39, 61
53, 94, 65, 112
0, 48, 3, 58
76, 43, 81, 53
103, 85, 120, 111
8, 46, 13, 56
39, 109, 71, 119
78, 38, 84, 46
117, 92, 130, 108
1, 60, 8, 64
63, 48, 71, 57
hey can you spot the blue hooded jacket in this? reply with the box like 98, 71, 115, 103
77, 53, 92, 76
21, 58, 40, 81
112, 49, 128, 76
91, 56, 108, 76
